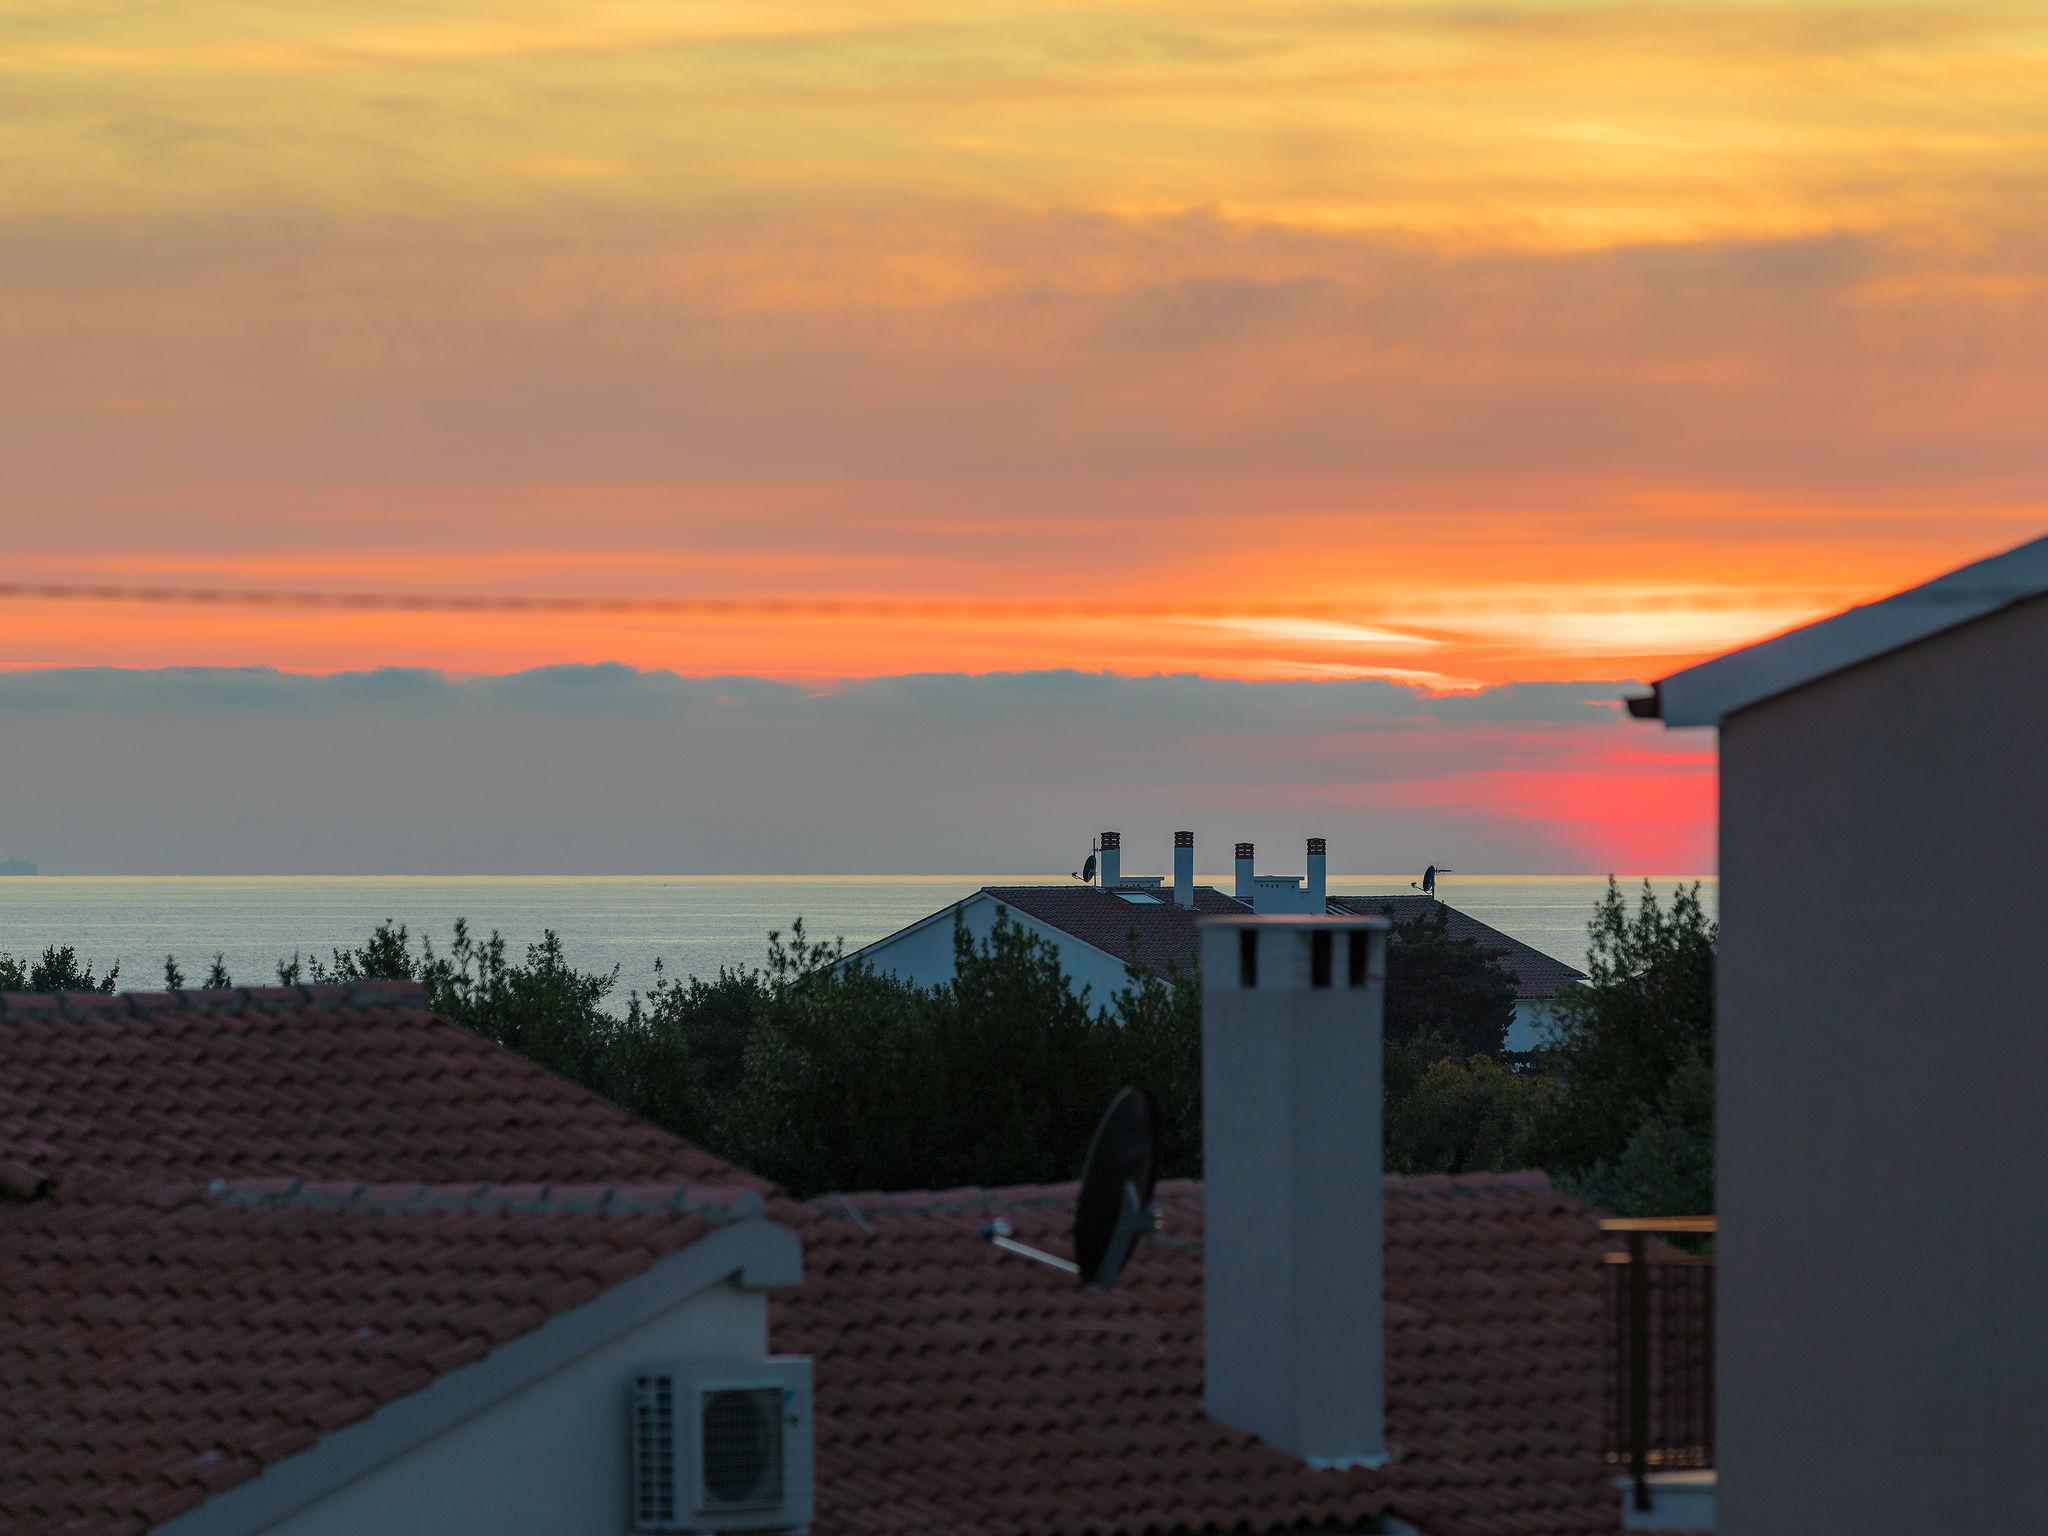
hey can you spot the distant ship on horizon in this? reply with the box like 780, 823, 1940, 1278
0, 856, 37, 876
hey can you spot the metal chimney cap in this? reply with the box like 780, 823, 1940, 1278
1234, 842, 1255, 860
1174, 830, 1194, 848
1306, 837, 1327, 855
1099, 830, 1121, 849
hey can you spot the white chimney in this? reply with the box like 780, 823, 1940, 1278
1200, 913, 1390, 1469
1099, 830, 1120, 888
1174, 830, 1195, 908
1306, 837, 1327, 909
1233, 841, 1255, 904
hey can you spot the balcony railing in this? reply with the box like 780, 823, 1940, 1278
1601, 1216, 1716, 1514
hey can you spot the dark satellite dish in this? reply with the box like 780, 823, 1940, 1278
980, 1086, 1159, 1291
1411, 863, 1454, 897
1080, 851, 1098, 884
1073, 1087, 1158, 1290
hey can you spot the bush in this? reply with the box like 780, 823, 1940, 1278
1383, 1035, 1546, 1176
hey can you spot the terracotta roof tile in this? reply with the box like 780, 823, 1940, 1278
0, 983, 774, 1535
982, 887, 1585, 1002
1330, 896, 1587, 1000
980, 884, 1242, 981
775, 1173, 1626, 1536
0, 982, 762, 1190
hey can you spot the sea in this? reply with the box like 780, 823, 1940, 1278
0, 875, 1717, 1000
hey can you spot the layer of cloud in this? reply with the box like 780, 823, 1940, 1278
4, 0, 2040, 692
0, 663, 1640, 723
0, 665, 1707, 875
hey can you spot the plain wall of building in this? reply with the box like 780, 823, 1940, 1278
1717, 592, 2048, 1534
256, 1281, 768, 1536
1504, 997, 1554, 1054
851, 893, 1136, 1011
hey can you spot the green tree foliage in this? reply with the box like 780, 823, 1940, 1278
1530, 878, 1716, 1216
1383, 1037, 1548, 1176
1107, 960, 1202, 1177
1369, 903, 1520, 1057
35, 883, 1658, 1202
0, 945, 119, 993
721, 913, 1199, 1197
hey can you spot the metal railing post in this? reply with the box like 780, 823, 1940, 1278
1629, 1229, 1650, 1512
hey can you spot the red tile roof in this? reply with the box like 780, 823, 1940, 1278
980, 884, 1245, 980
1330, 895, 1587, 1001
985, 886, 1585, 1002
0, 983, 774, 1535
776, 1172, 1626, 1536
0, 981, 762, 1191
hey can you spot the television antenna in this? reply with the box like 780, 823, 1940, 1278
1411, 864, 1454, 898
982, 1087, 1159, 1291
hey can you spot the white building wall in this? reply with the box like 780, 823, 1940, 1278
850, 893, 1133, 1012
256, 1282, 767, 1536
1504, 998, 1554, 1054
1716, 593, 2048, 1535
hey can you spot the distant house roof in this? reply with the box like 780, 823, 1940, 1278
977, 885, 1583, 1002
1634, 531, 2048, 726
0, 983, 789, 1536
777, 1171, 1623, 1536
979, 883, 1245, 979
1330, 894, 1588, 1001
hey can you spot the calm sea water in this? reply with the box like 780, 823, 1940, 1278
0, 875, 1717, 1000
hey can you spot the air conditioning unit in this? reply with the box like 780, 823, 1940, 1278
630, 1358, 813, 1534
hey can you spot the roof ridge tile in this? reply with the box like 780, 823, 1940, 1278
203, 1175, 766, 1223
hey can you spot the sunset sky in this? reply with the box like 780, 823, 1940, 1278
3, 1, 2045, 872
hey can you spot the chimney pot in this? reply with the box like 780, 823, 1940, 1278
1099, 831, 1121, 887
1233, 843, 1256, 904
1174, 831, 1195, 908
1306, 838, 1328, 909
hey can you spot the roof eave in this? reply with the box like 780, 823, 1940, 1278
1643, 534, 2048, 728
153, 1217, 801, 1536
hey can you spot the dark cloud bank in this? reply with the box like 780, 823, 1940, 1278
0, 666, 1668, 875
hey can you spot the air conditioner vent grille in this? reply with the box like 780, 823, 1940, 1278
633, 1374, 678, 1529
629, 1357, 811, 1533
701, 1387, 785, 1508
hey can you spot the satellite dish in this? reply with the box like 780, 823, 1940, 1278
1073, 1087, 1158, 1290
1411, 864, 1454, 897
1080, 852, 1098, 884
979, 1086, 1159, 1291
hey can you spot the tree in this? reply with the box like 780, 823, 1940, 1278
1358, 902, 1519, 1058
1109, 959, 1202, 1177
0, 945, 119, 993
1530, 879, 1716, 1216
719, 923, 947, 1197
635, 959, 770, 1108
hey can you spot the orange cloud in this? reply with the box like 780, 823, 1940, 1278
3, 0, 2043, 873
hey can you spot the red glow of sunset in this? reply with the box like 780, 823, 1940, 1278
8, 0, 2046, 869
